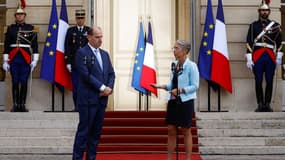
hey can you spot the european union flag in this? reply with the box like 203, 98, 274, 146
131, 22, 147, 94
40, 0, 58, 83
198, 0, 215, 81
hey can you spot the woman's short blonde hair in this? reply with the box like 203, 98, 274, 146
176, 40, 191, 53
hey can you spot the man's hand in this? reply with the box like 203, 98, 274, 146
100, 86, 113, 97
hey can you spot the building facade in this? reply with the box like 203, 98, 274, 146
0, 0, 284, 112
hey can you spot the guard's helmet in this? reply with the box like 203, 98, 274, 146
15, 8, 26, 15
15, 0, 26, 16
258, 0, 270, 10
75, 9, 85, 18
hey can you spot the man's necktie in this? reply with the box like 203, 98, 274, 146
94, 49, 103, 70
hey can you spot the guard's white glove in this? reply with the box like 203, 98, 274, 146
276, 52, 283, 68
2, 54, 10, 72
66, 64, 72, 72
245, 53, 254, 70
30, 53, 39, 72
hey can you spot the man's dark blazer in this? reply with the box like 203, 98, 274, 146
75, 45, 115, 107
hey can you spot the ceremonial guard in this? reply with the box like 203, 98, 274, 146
2, 5, 39, 112
245, 0, 283, 112
65, 9, 90, 111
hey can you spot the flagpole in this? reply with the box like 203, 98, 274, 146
208, 82, 211, 111
139, 92, 142, 111
146, 91, 149, 111
61, 88, 65, 111
52, 84, 55, 112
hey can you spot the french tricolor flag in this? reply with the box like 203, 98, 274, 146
54, 0, 72, 91
211, 0, 232, 93
140, 22, 157, 96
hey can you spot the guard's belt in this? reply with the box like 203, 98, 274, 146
254, 43, 274, 49
8, 47, 31, 64
10, 44, 31, 48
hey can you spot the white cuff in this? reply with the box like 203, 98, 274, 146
100, 84, 106, 92
277, 52, 283, 59
245, 53, 252, 61
3, 54, 9, 62
33, 53, 39, 61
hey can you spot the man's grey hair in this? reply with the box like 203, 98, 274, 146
176, 40, 191, 53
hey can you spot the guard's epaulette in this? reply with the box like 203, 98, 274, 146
33, 26, 39, 33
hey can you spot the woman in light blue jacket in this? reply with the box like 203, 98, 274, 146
152, 40, 199, 160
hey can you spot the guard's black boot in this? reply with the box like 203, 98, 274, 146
265, 103, 273, 112
10, 84, 19, 112
255, 103, 263, 112
19, 84, 28, 112
255, 82, 264, 112
265, 82, 273, 112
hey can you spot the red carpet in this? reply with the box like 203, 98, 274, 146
83, 111, 203, 160
96, 153, 202, 160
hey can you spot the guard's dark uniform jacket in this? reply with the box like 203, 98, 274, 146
64, 25, 90, 110
65, 26, 90, 67
3, 22, 38, 112
246, 19, 282, 63
4, 23, 38, 64
246, 19, 282, 112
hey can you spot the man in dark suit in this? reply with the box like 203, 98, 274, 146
72, 26, 115, 160
64, 9, 90, 111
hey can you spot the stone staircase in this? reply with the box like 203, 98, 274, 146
0, 111, 199, 155
197, 112, 285, 155
1, 111, 285, 157
0, 111, 77, 154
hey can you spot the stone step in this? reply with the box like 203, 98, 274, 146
0, 111, 78, 120
197, 112, 285, 155
0, 120, 77, 128
0, 137, 74, 146
199, 128, 285, 137
197, 119, 285, 129
200, 146, 285, 155
0, 128, 75, 137
199, 137, 285, 146
196, 112, 285, 120
0, 146, 72, 154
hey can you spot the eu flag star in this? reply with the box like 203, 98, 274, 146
204, 32, 208, 37
136, 66, 141, 71
46, 42, 50, 47
49, 51, 54, 56
207, 50, 211, 55
47, 32, 51, 37
52, 24, 57, 29
203, 41, 207, 46
209, 24, 214, 29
